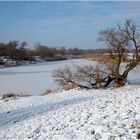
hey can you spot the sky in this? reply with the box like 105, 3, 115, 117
0, 1, 140, 49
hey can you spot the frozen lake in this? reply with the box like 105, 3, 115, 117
0, 59, 95, 95
0, 59, 139, 95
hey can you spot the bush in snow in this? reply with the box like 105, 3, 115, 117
1, 93, 30, 100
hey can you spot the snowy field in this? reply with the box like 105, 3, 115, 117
0, 59, 140, 139
0, 59, 95, 95
0, 85, 140, 139
0, 59, 140, 95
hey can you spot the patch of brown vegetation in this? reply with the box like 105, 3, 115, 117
43, 89, 55, 95
81, 54, 117, 64
1, 93, 30, 100
66, 83, 80, 90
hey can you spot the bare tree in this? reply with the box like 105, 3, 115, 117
6, 41, 19, 59
99, 20, 140, 86
34, 44, 57, 60
53, 20, 140, 89
53, 64, 111, 89
53, 66, 80, 90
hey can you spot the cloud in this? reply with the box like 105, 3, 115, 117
4, 1, 140, 27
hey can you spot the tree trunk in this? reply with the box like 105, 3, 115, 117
104, 76, 115, 87
114, 74, 128, 87
104, 73, 128, 88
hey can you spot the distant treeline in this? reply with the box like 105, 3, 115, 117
1, 40, 135, 62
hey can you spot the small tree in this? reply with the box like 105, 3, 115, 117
34, 44, 56, 60
53, 20, 140, 89
6, 41, 19, 59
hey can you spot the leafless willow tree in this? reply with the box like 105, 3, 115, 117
53, 65, 104, 89
99, 20, 140, 87
53, 20, 140, 89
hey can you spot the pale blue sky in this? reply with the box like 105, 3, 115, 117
0, 1, 140, 49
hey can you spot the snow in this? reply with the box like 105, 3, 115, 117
0, 85, 140, 139
0, 59, 140, 139
0, 59, 139, 95
0, 59, 95, 95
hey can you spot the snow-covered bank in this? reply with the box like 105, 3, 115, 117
0, 85, 140, 139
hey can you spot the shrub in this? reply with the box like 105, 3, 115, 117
1, 93, 30, 100
43, 89, 55, 95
